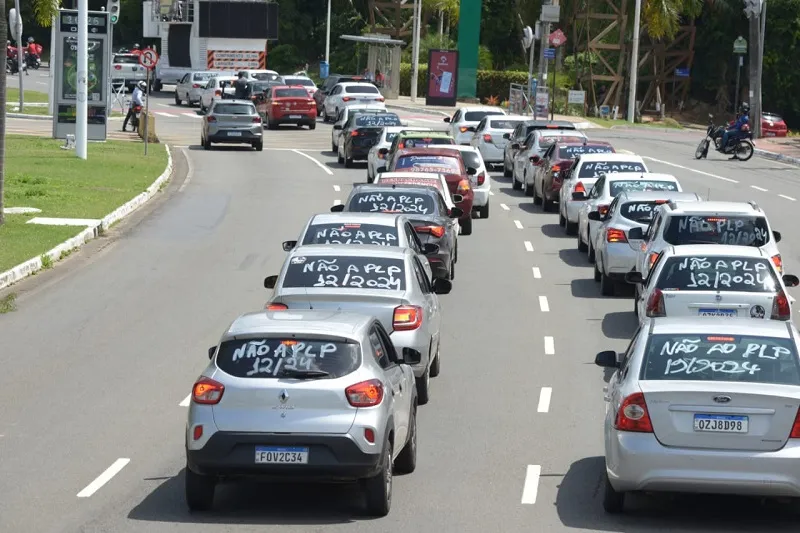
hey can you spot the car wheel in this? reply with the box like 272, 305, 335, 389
460, 217, 473, 236
393, 403, 417, 474
430, 346, 441, 376
524, 182, 534, 196
503, 161, 511, 178
602, 472, 625, 514
594, 262, 602, 282
601, 269, 616, 296
559, 210, 566, 226
363, 440, 393, 517
512, 172, 522, 190
185, 467, 216, 512
566, 220, 578, 235
478, 203, 489, 218
577, 231, 588, 252
321, 107, 328, 122
331, 141, 336, 153
337, 152, 344, 164
344, 154, 353, 168
309, 121, 316, 130
202, 138, 211, 150
416, 367, 430, 406
174, 93, 181, 105
588, 240, 596, 264
254, 141, 264, 152
532, 183, 543, 205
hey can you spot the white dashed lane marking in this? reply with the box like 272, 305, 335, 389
514, 220, 523, 229
640, 156, 739, 184
532, 267, 541, 279
77, 459, 130, 498
521, 465, 541, 504
537, 387, 552, 413
179, 394, 191, 407
500, 203, 510, 211
751, 185, 768, 192
524, 241, 534, 252
779, 194, 797, 201
333, 199, 341, 206
539, 296, 549, 312
544, 336, 554, 354
333, 185, 341, 192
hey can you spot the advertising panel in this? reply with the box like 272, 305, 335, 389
426, 49, 458, 107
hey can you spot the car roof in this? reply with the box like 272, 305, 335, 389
665, 244, 767, 258
648, 317, 793, 338
489, 115, 528, 122
604, 172, 678, 182
290, 244, 411, 259
378, 171, 443, 180
398, 131, 451, 138
352, 183, 441, 196
395, 148, 462, 158
578, 153, 645, 162
338, 81, 379, 87
226, 310, 373, 338
618, 191, 699, 202
211, 99, 254, 106
385, 126, 429, 133
309, 213, 403, 226
436, 145, 479, 153
459, 106, 506, 112
666, 201, 763, 215
557, 140, 613, 147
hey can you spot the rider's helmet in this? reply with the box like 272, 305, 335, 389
133, 43, 141, 50
739, 102, 750, 114
137, 81, 147, 91
27, 37, 34, 43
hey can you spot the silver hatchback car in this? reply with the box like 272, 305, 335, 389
264, 245, 451, 405
201, 99, 263, 151
185, 310, 421, 516
596, 317, 800, 513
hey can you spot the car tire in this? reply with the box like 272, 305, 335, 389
542, 197, 555, 212
524, 183, 533, 196
430, 347, 441, 376
594, 262, 602, 282
337, 152, 344, 164
321, 107, 328, 122
460, 217, 473, 236
559, 210, 566, 227
512, 173, 522, 191
185, 467, 216, 512
566, 220, 578, 235
601, 269, 616, 297
416, 367, 430, 406
602, 472, 625, 514
577, 231, 588, 252
363, 440, 393, 517
202, 138, 211, 150
254, 141, 264, 152
394, 404, 417, 474
532, 184, 542, 205
478, 203, 489, 218
309, 121, 316, 130
344, 154, 353, 168
331, 142, 336, 153
588, 240, 596, 264
174, 93, 182, 106
503, 161, 512, 178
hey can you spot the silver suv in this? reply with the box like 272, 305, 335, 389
185, 310, 421, 516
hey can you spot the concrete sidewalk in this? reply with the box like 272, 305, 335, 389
754, 136, 800, 165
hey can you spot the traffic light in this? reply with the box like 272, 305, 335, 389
107, 0, 120, 24
743, 0, 760, 18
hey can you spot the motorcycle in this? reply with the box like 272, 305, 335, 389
25, 53, 40, 70
130, 105, 143, 131
694, 113, 754, 161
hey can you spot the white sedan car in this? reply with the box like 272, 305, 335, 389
199, 76, 237, 113
437, 145, 490, 218
368, 126, 430, 182
322, 82, 385, 122
330, 104, 389, 152
469, 115, 528, 165
512, 129, 587, 195
443, 106, 507, 145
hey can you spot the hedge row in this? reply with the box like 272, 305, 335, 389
399, 63, 531, 102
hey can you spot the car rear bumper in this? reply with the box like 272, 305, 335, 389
603, 243, 639, 275
477, 143, 504, 163
454, 132, 473, 145
207, 130, 263, 143
347, 145, 372, 159
473, 189, 490, 207
607, 431, 800, 497
271, 111, 316, 124
565, 200, 584, 223
186, 432, 382, 481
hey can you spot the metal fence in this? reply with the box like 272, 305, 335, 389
509, 83, 532, 116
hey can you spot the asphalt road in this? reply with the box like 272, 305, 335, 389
2, 101, 800, 532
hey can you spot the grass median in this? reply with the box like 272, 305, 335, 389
5, 89, 123, 116
0, 135, 168, 273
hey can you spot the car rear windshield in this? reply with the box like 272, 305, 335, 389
113, 55, 138, 64
193, 73, 214, 81
348, 191, 436, 215
378, 178, 444, 192
578, 161, 646, 178
557, 144, 614, 158
620, 201, 664, 223
212, 103, 256, 115
286, 78, 315, 87
464, 111, 504, 121
401, 137, 454, 148
539, 135, 584, 148
488, 119, 525, 130
274, 88, 309, 98
252, 73, 280, 81
346, 85, 380, 94
215, 338, 360, 379
456, 151, 481, 169
640, 333, 800, 385
302, 223, 400, 246
663, 215, 770, 246
395, 155, 461, 173
283, 255, 405, 291
609, 180, 678, 196
249, 82, 273, 94
655, 256, 778, 292
385, 132, 399, 142
355, 114, 400, 127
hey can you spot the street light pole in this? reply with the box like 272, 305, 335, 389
627, 0, 642, 123
410, 0, 421, 102
76, 0, 88, 159
14, 0, 24, 110
324, 0, 332, 64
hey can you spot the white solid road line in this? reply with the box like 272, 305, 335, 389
178, 147, 193, 192
521, 465, 542, 504
544, 336, 555, 354
500, 203, 510, 211
333, 185, 341, 192
524, 241, 534, 252
154, 112, 178, 118
77, 458, 131, 498
779, 194, 797, 201
291, 149, 334, 176
179, 394, 191, 407
532, 267, 542, 279
641, 156, 739, 183
514, 220, 524, 229
333, 199, 342, 206
751, 185, 768, 192
489, 191, 495, 196
537, 387, 552, 413
539, 295, 550, 312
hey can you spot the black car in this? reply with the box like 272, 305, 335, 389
331, 184, 462, 280
503, 120, 577, 177
338, 113, 402, 168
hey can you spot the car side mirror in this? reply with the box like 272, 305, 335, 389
594, 350, 620, 369
422, 243, 440, 255
379, 148, 389, 156
333, 124, 342, 130
571, 191, 586, 201
264, 275, 278, 289
466, 167, 477, 175
466, 126, 476, 132
452, 194, 464, 204
208, 346, 217, 359
330, 204, 345, 212
282, 240, 297, 251
627, 227, 644, 240
529, 155, 541, 164
503, 133, 511, 140
774, 230, 782, 243
449, 206, 464, 218
587, 211, 601, 221
625, 271, 644, 284
431, 277, 452, 294
511, 143, 520, 150
401, 347, 422, 365
443, 117, 451, 123
783, 274, 800, 288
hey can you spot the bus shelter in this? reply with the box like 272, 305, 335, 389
339, 34, 405, 99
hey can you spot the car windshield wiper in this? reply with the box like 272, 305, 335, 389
280, 369, 330, 379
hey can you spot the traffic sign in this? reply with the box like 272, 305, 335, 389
675, 67, 690, 78
544, 47, 556, 60
549, 29, 567, 47
733, 36, 747, 54
139, 49, 159, 70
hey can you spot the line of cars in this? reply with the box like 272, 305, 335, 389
185, 104, 497, 517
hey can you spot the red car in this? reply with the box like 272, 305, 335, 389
257, 85, 316, 130
762, 112, 788, 137
388, 148, 476, 235
532, 141, 615, 211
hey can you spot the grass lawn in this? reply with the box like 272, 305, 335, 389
7, 88, 49, 103
0, 135, 168, 272
589, 117, 684, 129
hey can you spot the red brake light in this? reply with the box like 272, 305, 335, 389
772, 254, 783, 273
598, 204, 610, 217
654, 199, 668, 204
459, 127, 469, 133
393, 305, 423, 331
266, 303, 288, 311
476, 172, 486, 186
252, 116, 262, 124
789, 408, 800, 438
350, 130, 360, 137
114, 65, 122, 70
416, 225, 445, 238
614, 393, 653, 432
193, 425, 204, 441
364, 428, 376, 443
342, 96, 353, 102
192, 378, 225, 405
646, 288, 666, 317
457, 179, 471, 192
206, 116, 217, 123
376, 97, 385, 102
398, 142, 405, 149
771, 290, 791, 320
482, 134, 493, 143
607, 228, 628, 243
215, 90, 221, 97
346, 379, 384, 407
551, 164, 562, 173
649, 252, 659, 269
192, 83, 200, 89
574, 181, 586, 194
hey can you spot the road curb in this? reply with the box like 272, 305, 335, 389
7, 113, 52, 121
0, 144, 174, 291
754, 148, 800, 166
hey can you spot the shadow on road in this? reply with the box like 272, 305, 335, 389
496, 186, 525, 198
128, 469, 377, 525
560, 249, 591, 269
601, 311, 638, 340
541, 223, 571, 239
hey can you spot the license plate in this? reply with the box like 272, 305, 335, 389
227, 131, 242, 137
694, 414, 748, 433
698, 308, 737, 317
288, 115, 302, 119
255, 446, 309, 464
766, 132, 776, 137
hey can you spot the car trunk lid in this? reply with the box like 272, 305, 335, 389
661, 290, 775, 319
274, 97, 314, 113
273, 291, 405, 332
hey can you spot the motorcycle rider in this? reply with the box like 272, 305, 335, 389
123, 81, 146, 132
25, 37, 41, 70
721, 102, 750, 159
131, 43, 142, 56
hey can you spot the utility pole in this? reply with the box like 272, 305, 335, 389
757, 0, 766, 132
627, 0, 642, 123
410, 0, 421, 102
12, 1, 24, 110
743, 0, 762, 138
76, 0, 88, 159
324, 0, 331, 64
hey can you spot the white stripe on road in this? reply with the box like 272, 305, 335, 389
539, 296, 549, 312
333, 185, 341, 192
489, 191, 495, 196
333, 199, 341, 206
183, 113, 202, 119
751, 185, 768, 192
641, 156, 739, 183
514, 220, 523, 229
500, 203, 510, 211
179, 394, 191, 407
779, 194, 797, 201
154, 112, 178, 118
77, 459, 130, 498
532, 267, 541, 279
537, 387, 552, 413
521, 465, 541, 504
292, 149, 334, 176
544, 336, 554, 355
524, 241, 534, 252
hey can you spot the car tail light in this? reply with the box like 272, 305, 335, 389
364, 428, 376, 443
114, 65, 121, 70
483, 134, 493, 143
346, 379, 384, 407
772, 254, 783, 273
215, 90, 221, 97
551, 164, 562, 174
476, 172, 486, 186
266, 303, 288, 310
459, 127, 469, 133
192, 378, 225, 405
252, 116, 262, 124
607, 228, 628, 243
598, 204, 610, 217
376, 97, 385, 102
574, 181, 586, 194
350, 130, 360, 137
648, 252, 659, 269
193, 425, 203, 441
457, 179, 471, 192
393, 305, 423, 331
416, 225, 445, 238
614, 392, 653, 432
342, 96, 353, 102
272, 101, 280, 106
771, 290, 791, 320
192, 83, 200, 89
646, 289, 666, 317
789, 408, 800, 438
206, 116, 217, 123
398, 142, 405, 149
